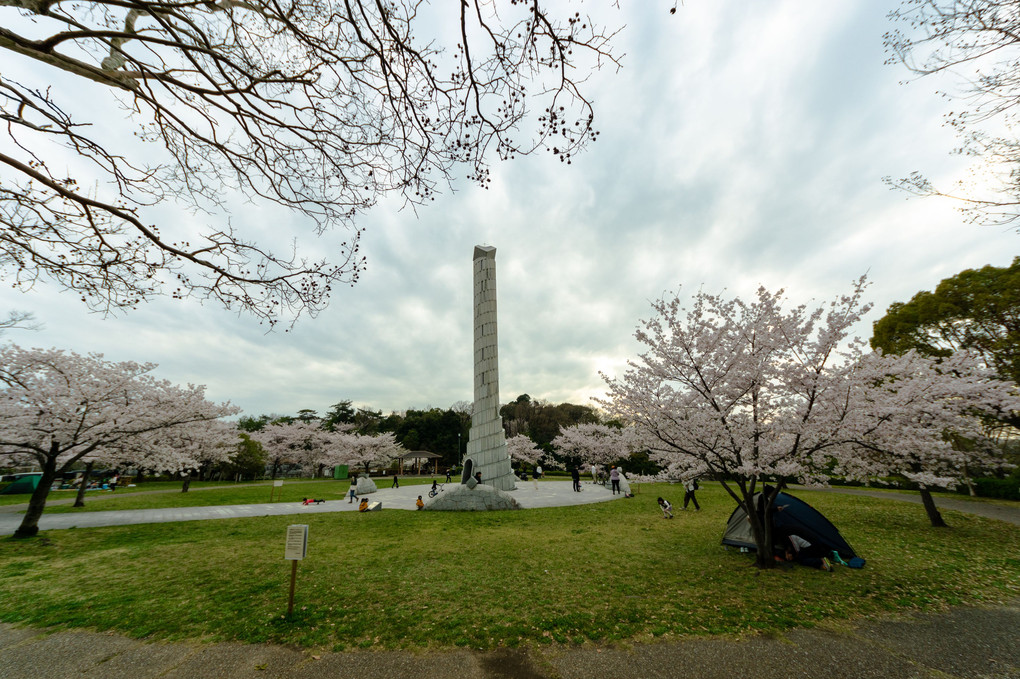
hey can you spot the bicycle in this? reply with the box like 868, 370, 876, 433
428, 483, 445, 498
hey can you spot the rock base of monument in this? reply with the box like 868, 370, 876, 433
356, 476, 378, 495
424, 483, 520, 511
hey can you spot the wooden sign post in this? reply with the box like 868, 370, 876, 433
284, 524, 308, 616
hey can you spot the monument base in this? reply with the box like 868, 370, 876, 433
424, 483, 520, 511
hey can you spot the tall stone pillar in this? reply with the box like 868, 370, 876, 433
463, 245, 516, 491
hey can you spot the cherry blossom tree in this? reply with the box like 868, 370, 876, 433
251, 420, 345, 479
552, 423, 634, 469
599, 279, 1019, 566
1, 0, 623, 325
0, 344, 238, 537
334, 432, 404, 476
128, 419, 239, 492
832, 349, 1018, 527
506, 434, 545, 468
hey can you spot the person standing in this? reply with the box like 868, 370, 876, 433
570, 466, 581, 492
683, 477, 700, 510
445, 468, 452, 483
535, 464, 543, 479
610, 466, 620, 495
590, 464, 598, 484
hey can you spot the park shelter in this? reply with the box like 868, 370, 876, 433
0, 473, 42, 495
395, 451, 442, 475
721, 489, 858, 561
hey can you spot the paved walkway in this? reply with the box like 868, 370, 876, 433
1, 482, 1018, 678
0, 480, 624, 535
792, 485, 1020, 526
1, 599, 1017, 678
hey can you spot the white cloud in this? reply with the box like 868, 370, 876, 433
2, 0, 1016, 418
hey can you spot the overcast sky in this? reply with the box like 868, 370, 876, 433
2, 0, 1017, 419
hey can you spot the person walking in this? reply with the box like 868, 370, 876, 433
610, 466, 621, 495
392, 474, 399, 489
348, 479, 358, 504
445, 468, 452, 483
683, 477, 700, 510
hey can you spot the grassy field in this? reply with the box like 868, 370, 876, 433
0, 483, 1018, 652
0, 478, 436, 511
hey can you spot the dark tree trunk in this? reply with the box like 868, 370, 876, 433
14, 447, 59, 538
135, 469, 145, 484
745, 494, 776, 569
181, 473, 192, 493
73, 461, 94, 507
271, 458, 280, 480
919, 486, 948, 527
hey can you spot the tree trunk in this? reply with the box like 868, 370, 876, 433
919, 486, 948, 528
14, 447, 59, 538
745, 495, 776, 569
73, 461, 94, 507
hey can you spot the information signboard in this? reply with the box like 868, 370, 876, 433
284, 524, 308, 561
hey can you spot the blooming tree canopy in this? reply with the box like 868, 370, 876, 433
599, 279, 1017, 566
506, 434, 545, 468
251, 420, 347, 477
551, 423, 635, 468
128, 419, 239, 491
832, 348, 1018, 525
334, 432, 404, 475
0, 344, 238, 537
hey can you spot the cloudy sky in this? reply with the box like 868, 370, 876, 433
2, 0, 1017, 419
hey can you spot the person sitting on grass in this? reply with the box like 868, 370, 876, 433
657, 497, 674, 519
416, 496, 425, 510
359, 497, 369, 512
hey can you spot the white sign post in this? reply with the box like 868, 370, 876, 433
270, 479, 284, 502
285, 524, 308, 616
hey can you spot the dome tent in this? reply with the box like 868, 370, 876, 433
722, 488, 860, 564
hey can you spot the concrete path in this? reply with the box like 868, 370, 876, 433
0, 480, 625, 535
791, 485, 1020, 526
4, 480, 1018, 535
1, 599, 1017, 678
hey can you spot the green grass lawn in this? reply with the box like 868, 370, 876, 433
1, 483, 1017, 652
0, 477, 437, 511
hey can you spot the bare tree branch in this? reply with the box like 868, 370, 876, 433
1, 0, 625, 325
885, 0, 1020, 231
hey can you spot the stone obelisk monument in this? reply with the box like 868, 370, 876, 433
462, 245, 516, 491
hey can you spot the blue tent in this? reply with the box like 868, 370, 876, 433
721, 490, 858, 561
